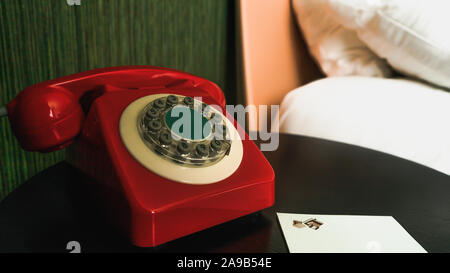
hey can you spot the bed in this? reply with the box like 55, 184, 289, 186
238, 0, 450, 175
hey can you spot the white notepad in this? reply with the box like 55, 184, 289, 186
277, 213, 427, 253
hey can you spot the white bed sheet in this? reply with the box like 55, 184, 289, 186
277, 76, 450, 175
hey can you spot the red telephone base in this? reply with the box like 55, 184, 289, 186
51, 67, 277, 247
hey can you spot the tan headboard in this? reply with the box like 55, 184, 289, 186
238, 0, 322, 131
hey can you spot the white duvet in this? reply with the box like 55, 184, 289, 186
277, 76, 450, 175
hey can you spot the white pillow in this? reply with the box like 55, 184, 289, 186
278, 76, 450, 175
327, 0, 450, 89
292, 0, 392, 77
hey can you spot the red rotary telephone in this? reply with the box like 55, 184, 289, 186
2, 66, 274, 247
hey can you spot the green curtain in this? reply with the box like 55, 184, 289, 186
0, 0, 237, 201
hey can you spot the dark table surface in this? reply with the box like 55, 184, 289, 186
0, 133, 449, 253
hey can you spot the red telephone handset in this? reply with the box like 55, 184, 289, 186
2, 66, 274, 247
6, 66, 225, 152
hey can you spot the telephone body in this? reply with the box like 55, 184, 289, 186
5, 66, 274, 247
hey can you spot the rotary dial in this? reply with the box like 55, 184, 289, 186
137, 95, 232, 166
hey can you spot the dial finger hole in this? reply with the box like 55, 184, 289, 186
146, 107, 160, 119
196, 144, 208, 157
153, 98, 165, 109
166, 95, 179, 106
183, 96, 194, 106
210, 139, 223, 151
159, 131, 172, 145
177, 142, 191, 154
148, 119, 162, 132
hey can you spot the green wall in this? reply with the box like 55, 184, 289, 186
0, 0, 237, 200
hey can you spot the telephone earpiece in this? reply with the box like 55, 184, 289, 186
4, 66, 226, 152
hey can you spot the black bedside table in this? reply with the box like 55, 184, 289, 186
0, 133, 448, 252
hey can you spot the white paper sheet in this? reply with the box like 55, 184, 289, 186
277, 213, 427, 253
